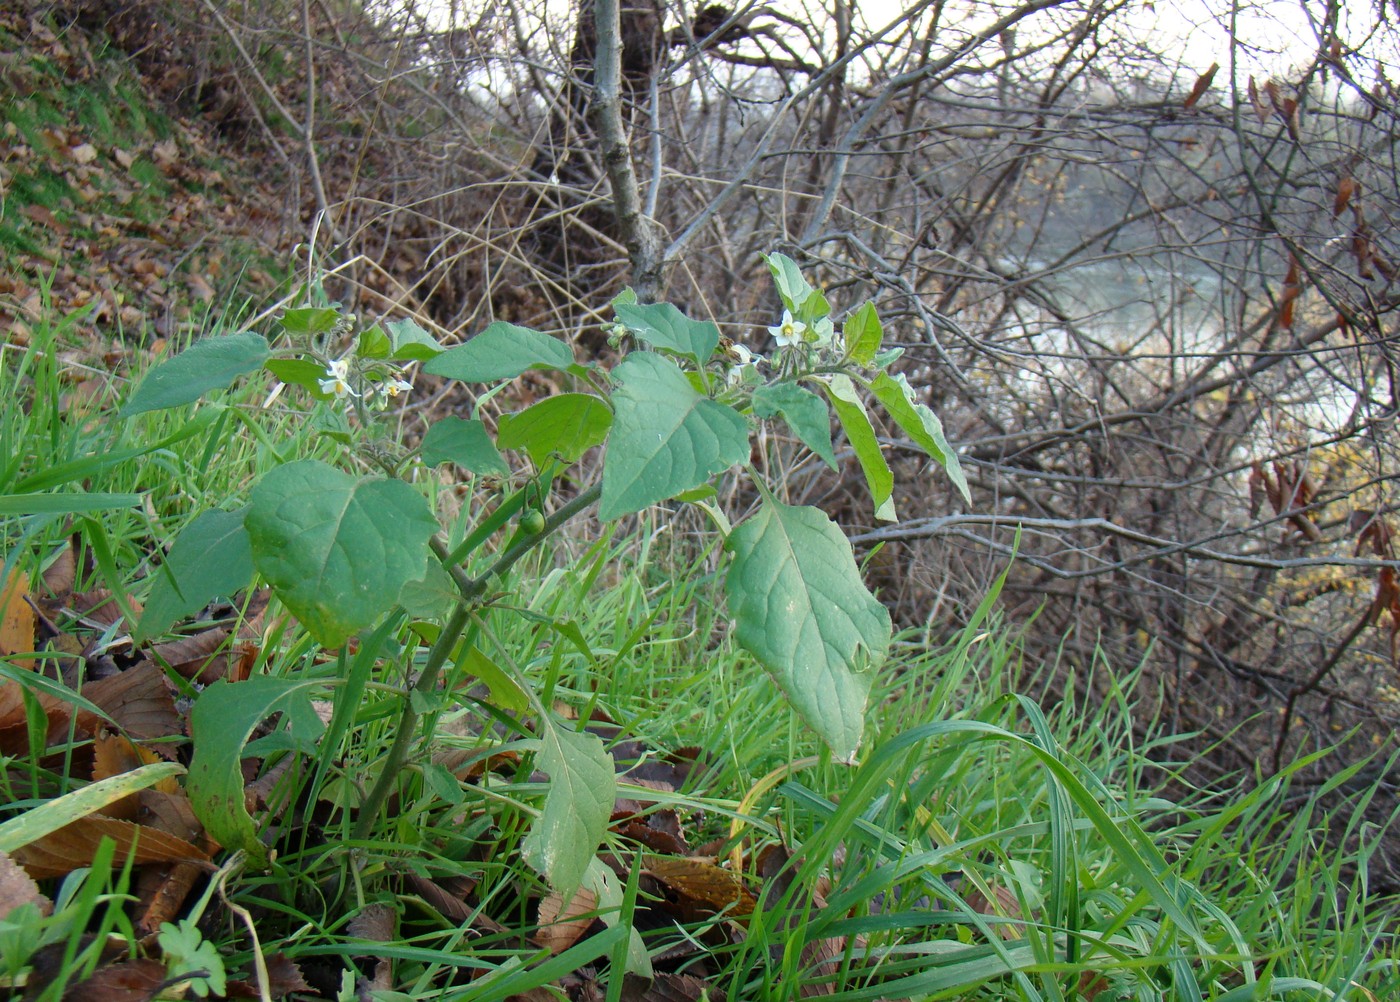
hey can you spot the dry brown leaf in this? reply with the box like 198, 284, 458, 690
1334, 176, 1357, 217
533, 885, 599, 954
963, 880, 1024, 940
66, 956, 172, 1001
620, 972, 714, 1002
74, 587, 140, 630
645, 856, 757, 919
134, 860, 202, 936
0, 848, 52, 918
1182, 62, 1218, 109
402, 872, 475, 924
81, 662, 182, 742
13, 814, 210, 880
0, 569, 36, 668
41, 543, 76, 600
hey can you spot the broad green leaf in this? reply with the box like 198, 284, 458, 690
795, 286, 831, 327
245, 460, 437, 647
763, 252, 814, 314
870, 372, 971, 503
497, 394, 613, 467
0, 762, 185, 854
424, 322, 574, 382
357, 324, 392, 359
454, 643, 530, 713
752, 383, 837, 470
599, 353, 749, 521
822, 375, 895, 521
421, 417, 509, 475
384, 317, 444, 361
613, 302, 720, 363
264, 358, 333, 399
399, 561, 458, 619
187, 676, 324, 868
277, 306, 342, 338
611, 287, 638, 309
522, 717, 615, 901
724, 498, 890, 762
135, 508, 253, 643
843, 302, 882, 366
0, 493, 141, 515
122, 332, 270, 416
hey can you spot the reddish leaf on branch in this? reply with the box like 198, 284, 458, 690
1183, 63, 1218, 109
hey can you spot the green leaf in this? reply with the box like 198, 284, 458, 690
245, 460, 438, 647
158, 919, 227, 998
135, 508, 253, 643
870, 372, 971, 503
357, 324, 392, 359
421, 417, 509, 475
763, 252, 815, 314
278, 306, 342, 338
187, 676, 324, 868
822, 375, 895, 521
522, 717, 615, 901
0, 493, 141, 515
0, 762, 185, 854
611, 287, 638, 309
724, 498, 891, 762
424, 322, 574, 382
599, 353, 749, 521
384, 317, 444, 361
843, 302, 882, 366
122, 332, 270, 416
399, 561, 458, 619
264, 358, 333, 399
497, 394, 613, 467
752, 383, 837, 471
613, 302, 720, 363
454, 643, 530, 714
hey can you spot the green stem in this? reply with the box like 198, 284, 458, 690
350, 482, 603, 840
352, 600, 470, 841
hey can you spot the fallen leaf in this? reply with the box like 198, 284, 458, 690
644, 856, 757, 919
66, 957, 171, 1001
534, 885, 599, 954
13, 814, 209, 880
0, 848, 52, 918
0, 569, 36, 668
81, 661, 182, 742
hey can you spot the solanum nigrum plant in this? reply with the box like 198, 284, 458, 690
121, 253, 969, 904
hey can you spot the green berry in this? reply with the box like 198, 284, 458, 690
519, 508, 547, 535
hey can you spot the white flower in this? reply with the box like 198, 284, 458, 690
727, 342, 765, 367
318, 356, 358, 398
768, 310, 807, 348
381, 376, 413, 399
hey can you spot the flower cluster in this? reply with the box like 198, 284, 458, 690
317, 354, 413, 410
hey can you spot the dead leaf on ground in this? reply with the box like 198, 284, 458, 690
65, 956, 171, 1001
81, 661, 182, 742
14, 814, 210, 880
134, 859, 203, 936
533, 885, 599, 954
644, 856, 757, 920
0, 569, 36, 667
0, 849, 52, 918
223, 952, 312, 999
349, 901, 396, 996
